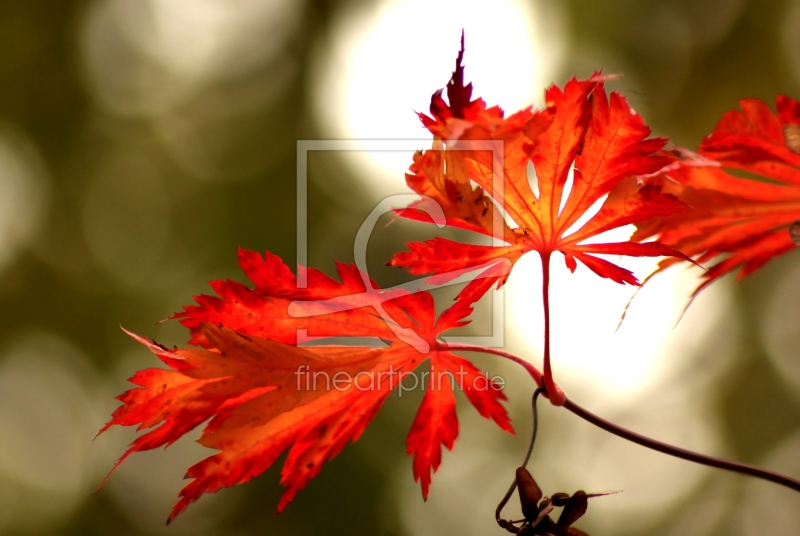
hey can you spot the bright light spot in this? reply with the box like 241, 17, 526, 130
0, 128, 50, 272
136, 0, 298, 81
80, 0, 300, 181
394, 445, 522, 536
106, 434, 236, 533
0, 333, 101, 531
82, 0, 300, 114
102, 350, 236, 533
311, 0, 565, 196
506, 226, 733, 404
761, 261, 800, 400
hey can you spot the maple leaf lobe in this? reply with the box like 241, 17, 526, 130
446, 30, 473, 119
100, 249, 514, 519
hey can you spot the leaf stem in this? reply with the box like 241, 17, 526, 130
450, 344, 800, 494
446, 343, 542, 385
540, 253, 565, 405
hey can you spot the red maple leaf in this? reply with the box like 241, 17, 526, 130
633, 96, 800, 294
390, 42, 687, 404
98, 250, 515, 521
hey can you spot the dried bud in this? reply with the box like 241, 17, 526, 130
791, 219, 800, 246
783, 124, 800, 155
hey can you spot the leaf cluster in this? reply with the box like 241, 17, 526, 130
97, 38, 800, 527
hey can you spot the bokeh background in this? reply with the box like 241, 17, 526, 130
1, 0, 800, 534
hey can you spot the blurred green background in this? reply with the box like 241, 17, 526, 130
1, 0, 800, 534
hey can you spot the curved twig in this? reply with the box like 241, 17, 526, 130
563, 397, 800, 493
452, 344, 800, 495
496, 386, 547, 530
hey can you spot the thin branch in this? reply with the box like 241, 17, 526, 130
563, 396, 800, 493
451, 344, 800, 494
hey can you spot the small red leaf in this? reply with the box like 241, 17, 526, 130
635, 96, 800, 293
100, 250, 516, 519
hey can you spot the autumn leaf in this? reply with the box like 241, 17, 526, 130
389, 41, 688, 403
173, 248, 401, 347
634, 96, 800, 294
393, 43, 684, 286
99, 250, 514, 521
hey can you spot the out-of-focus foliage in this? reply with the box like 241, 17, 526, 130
1, 0, 800, 535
